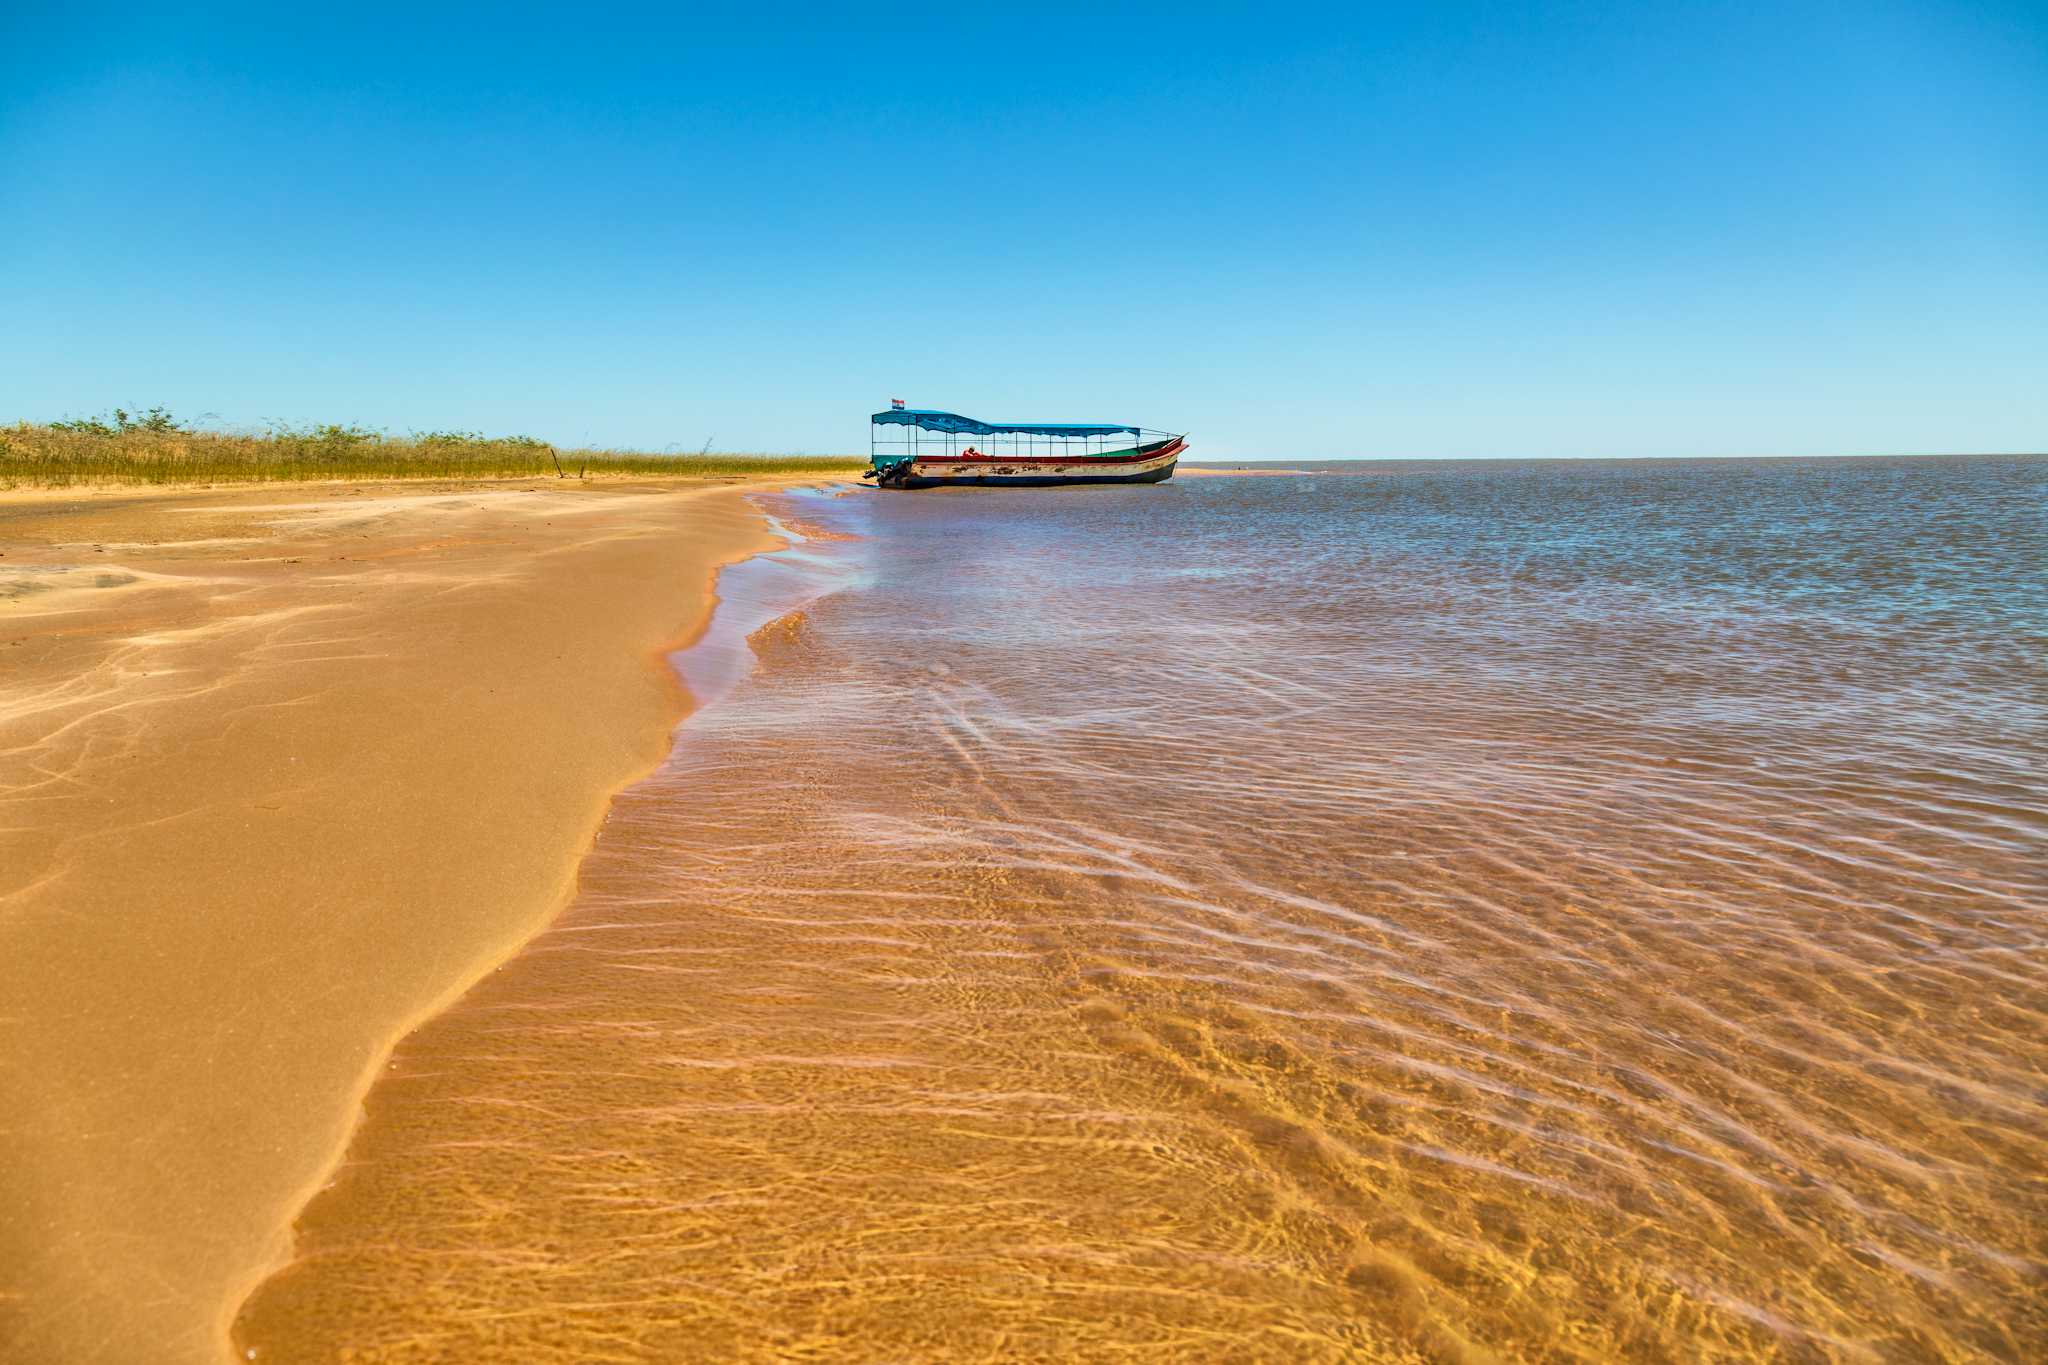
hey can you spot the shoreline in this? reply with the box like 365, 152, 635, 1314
0, 476, 835, 1363
224, 461, 2048, 1361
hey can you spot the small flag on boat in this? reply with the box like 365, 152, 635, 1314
890, 398, 905, 410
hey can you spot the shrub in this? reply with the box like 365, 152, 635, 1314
0, 414, 860, 487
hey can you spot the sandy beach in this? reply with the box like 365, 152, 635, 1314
0, 478, 802, 1363
6, 461, 2044, 1362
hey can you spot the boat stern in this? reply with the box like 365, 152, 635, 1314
862, 454, 917, 487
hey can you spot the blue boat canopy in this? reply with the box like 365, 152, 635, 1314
872, 409, 1139, 438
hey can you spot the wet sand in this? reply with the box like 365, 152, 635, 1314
0, 479, 801, 1363
234, 464, 2046, 1362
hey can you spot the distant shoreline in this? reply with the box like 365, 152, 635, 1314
1177, 465, 1315, 476
1181, 451, 2046, 466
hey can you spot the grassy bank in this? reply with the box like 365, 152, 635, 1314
1, 415, 861, 488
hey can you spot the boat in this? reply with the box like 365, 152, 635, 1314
863, 404, 1186, 490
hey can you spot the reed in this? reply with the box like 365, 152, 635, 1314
1, 412, 861, 488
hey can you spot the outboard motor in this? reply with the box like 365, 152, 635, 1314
866, 455, 914, 489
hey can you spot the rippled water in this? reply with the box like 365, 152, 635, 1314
240, 458, 2047, 1361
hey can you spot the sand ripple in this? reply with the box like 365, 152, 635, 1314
239, 460, 2047, 1361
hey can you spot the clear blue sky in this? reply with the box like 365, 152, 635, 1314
3, 2, 2043, 457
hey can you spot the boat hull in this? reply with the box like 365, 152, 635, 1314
874, 436, 1184, 490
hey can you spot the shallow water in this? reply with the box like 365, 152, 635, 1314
240, 458, 2047, 1361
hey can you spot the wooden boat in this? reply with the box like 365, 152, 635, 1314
864, 406, 1186, 489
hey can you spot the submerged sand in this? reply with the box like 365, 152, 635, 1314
0, 479, 795, 1363
235, 470, 2047, 1362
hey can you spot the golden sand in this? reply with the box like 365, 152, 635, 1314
0, 479, 795, 1363
14, 467, 2043, 1362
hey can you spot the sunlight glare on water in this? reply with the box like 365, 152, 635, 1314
239, 458, 2047, 1361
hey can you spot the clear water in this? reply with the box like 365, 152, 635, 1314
241, 457, 2048, 1361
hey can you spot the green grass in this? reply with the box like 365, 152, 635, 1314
1, 413, 862, 488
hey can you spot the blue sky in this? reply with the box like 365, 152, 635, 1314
3, 2, 2043, 457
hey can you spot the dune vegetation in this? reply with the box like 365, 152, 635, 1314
1, 409, 862, 488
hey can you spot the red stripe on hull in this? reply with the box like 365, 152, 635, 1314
911, 436, 1186, 468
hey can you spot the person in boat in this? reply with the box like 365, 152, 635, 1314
961, 445, 984, 459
